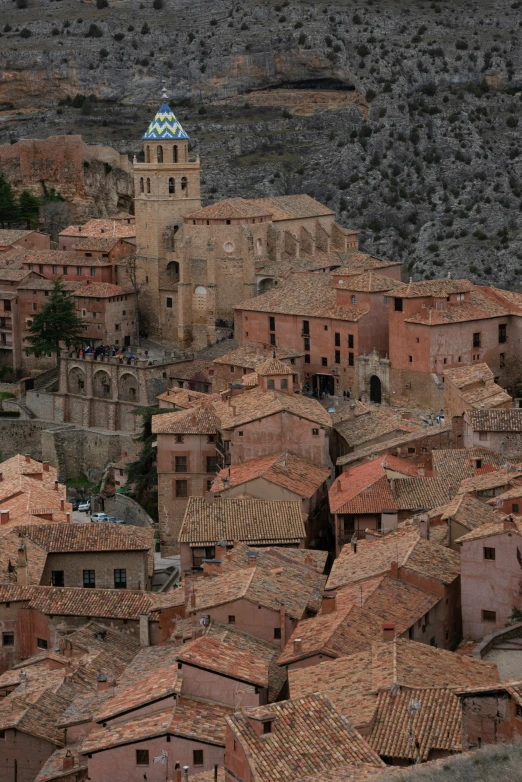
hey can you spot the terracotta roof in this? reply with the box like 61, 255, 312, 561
279, 575, 439, 665
248, 194, 335, 221
327, 528, 460, 590
234, 273, 368, 321
35, 745, 87, 782
74, 236, 126, 252
455, 517, 522, 544
391, 476, 455, 511
59, 219, 136, 239
329, 458, 396, 515
226, 693, 385, 782
289, 639, 499, 731
213, 345, 303, 369
442, 364, 512, 411
369, 687, 462, 761
467, 409, 522, 432
333, 253, 401, 273
26, 586, 156, 620
457, 468, 522, 495
432, 447, 508, 486
443, 362, 495, 389
185, 197, 273, 220
335, 272, 406, 293
18, 249, 113, 266
337, 423, 452, 468
256, 356, 296, 376
95, 666, 180, 722
15, 523, 152, 553
168, 359, 214, 382
214, 387, 331, 429
83, 696, 232, 754
405, 290, 510, 325
0, 267, 38, 281
400, 278, 475, 298
177, 621, 287, 700
74, 281, 131, 298
258, 249, 345, 277
439, 492, 504, 531
151, 403, 219, 434
179, 496, 306, 546
212, 451, 330, 498
0, 229, 36, 245
333, 408, 418, 450
487, 485, 522, 502
156, 387, 214, 407
0, 529, 48, 585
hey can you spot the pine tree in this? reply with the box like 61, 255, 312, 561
0, 175, 19, 227
18, 190, 40, 228
25, 279, 86, 368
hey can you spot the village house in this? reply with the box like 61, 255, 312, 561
487, 484, 522, 515
167, 359, 214, 394
58, 219, 136, 252
16, 249, 117, 284
178, 496, 307, 572
425, 492, 505, 550
224, 693, 385, 782
211, 451, 331, 548
0, 228, 50, 253
463, 409, 522, 456
457, 682, 522, 750
457, 516, 522, 638
157, 387, 214, 409
443, 363, 512, 420
431, 447, 508, 488
456, 468, 522, 501
211, 345, 305, 394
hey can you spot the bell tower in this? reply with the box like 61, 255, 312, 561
133, 89, 202, 337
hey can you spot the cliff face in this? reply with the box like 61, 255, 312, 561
0, 136, 133, 219
0, 0, 521, 283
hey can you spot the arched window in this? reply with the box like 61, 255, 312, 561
146, 146, 150, 163
169, 177, 175, 194
256, 238, 262, 256
140, 177, 144, 193
173, 145, 178, 163
146, 178, 151, 194
181, 177, 188, 196
157, 145, 163, 163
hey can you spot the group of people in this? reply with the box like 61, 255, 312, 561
76, 345, 150, 365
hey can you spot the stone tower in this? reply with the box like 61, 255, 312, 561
133, 91, 201, 338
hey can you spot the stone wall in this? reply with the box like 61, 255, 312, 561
0, 419, 56, 461
103, 494, 154, 529
389, 367, 444, 411
41, 427, 137, 483
26, 389, 55, 420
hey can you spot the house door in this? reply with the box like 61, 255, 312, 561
370, 375, 382, 404
124, 336, 131, 347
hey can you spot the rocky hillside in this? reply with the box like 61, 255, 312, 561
1, 0, 521, 285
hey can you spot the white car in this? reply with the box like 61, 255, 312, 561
91, 513, 109, 522
78, 501, 91, 512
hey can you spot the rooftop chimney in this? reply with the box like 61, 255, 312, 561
293, 637, 303, 655
183, 767, 189, 782
390, 560, 399, 579
24, 454, 30, 463
304, 553, 313, 567
42, 462, 50, 472
336, 479, 342, 493
247, 551, 258, 568
202, 559, 222, 577
96, 674, 110, 692
348, 403, 356, 419
0, 472, 3, 482
382, 623, 396, 642
503, 517, 517, 531
60, 499, 65, 511
321, 591, 337, 615
62, 750, 74, 772
0, 510, 9, 525
174, 763, 182, 782
54, 480, 59, 491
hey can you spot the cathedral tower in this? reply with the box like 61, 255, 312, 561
133, 92, 201, 337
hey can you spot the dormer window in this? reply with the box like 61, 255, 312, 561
263, 721, 272, 735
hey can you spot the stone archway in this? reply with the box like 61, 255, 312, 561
93, 370, 112, 399
68, 366, 86, 395
119, 372, 139, 403
258, 277, 273, 295
370, 375, 382, 404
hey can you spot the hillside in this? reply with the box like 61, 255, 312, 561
382, 742, 522, 782
0, 0, 521, 284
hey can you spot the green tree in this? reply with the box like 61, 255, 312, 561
18, 190, 40, 228
0, 175, 19, 227
126, 407, 172, 520
25, 279, 86, 368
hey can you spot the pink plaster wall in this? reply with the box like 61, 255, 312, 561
180, 664, 264, 708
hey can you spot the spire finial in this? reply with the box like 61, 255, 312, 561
161, 83, 168, 102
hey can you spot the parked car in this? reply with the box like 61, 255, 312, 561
115, 519, 126, 525
91, 513, 108, 522
105, 516, 117, 523
78, 501, 91, 512
70, 500, 79, 511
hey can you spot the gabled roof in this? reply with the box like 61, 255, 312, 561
211, 451, 330, 498
404, 289, 510, 325
142, 102, 189, 140
466, 408, 522, 432
151, 403, 219, 435
327, 528, 460, 590
225, 694, 385, 782
0, 228, 37, 245
455, 517, 522, 544
439, 492, 504, 531
432, 447, 508, 486
185, 197, 273, 221
35, 744, 87, 782
213, 344, 303, 369
213, 387, 331, 429
256, 356, 296, 376
332, 407, 418, 450
400, 278, 475, 298
289, 639, 499, 731
95, 665, 181, 722
329, 458, 397, 515
458, 468, 522, 495
179, 496, 306, 546
177, 621, 286, 701
336, 272, 406, 293
391, 476, 455, 511
248, 194, 335, 221
25, 586, 156, 620
74, 236, 125, 252
15, 523, 152, 553
59, 220, 136, 239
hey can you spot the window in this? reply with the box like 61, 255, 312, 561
206, 456, 218, 473
32, 303, 37, 312
430, 637, 436, 647
479, 431, 488, 441
263, 721, 273, 735
63, 266, 68, 275
140, 177, 144, 193
181, 176, 188, 192
513, 503, 519, 513
304, 355, 310, 364
229, 366, 235, 374
52, 570, 64, 587
115, 323, 120, 331
348, 352, 354, 366
408, 627, 414, 640
52, 265, 58, 274
383, 295, 389, 305
269, 316, 275, 331
207, 479, 213, 491
499, 324, 507, 344
351, 295, 357, 305
457, 293, 464, 301
83, 570, 96, 588
146, 178, 151, 194
334, 332, 340, 347
408, 355, 413, 363
169, 177, 175, 194
224, 241, 234, 253
228, 615, 236, 624
280, 378, 288, 390
2, 633, 14, 646
321, 357, 327, 367
208, 434, 215, 443
274, 628, 281, 640
114, 569, 127, 589
348, 334, 354, 348
312, 428, 319, 436
415, 337, 419, 343
408, 447, 416, 454
335, 350, 340, 364
193, 750, 204, 767
267, 379, 275, 390
166, 297, 173, 309
136, 750, 149, 766
176, 480, 187, 498
77, 267, 82, 276
176, 435, 184, 444
304, 337, 310, 351
175, 456, 187, 473
270, 333, 276, 346
302, 320, 310, 335
324, 325, 328, 331
482, 610, 496, 622
37, 638, 48, 649
473, 332, 481, 348
394, 297, 403, 311
483, 547, 496, 560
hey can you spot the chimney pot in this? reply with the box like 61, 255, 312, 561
336, 479, 342, 493
382, 623, 396, 642
25, 454, 30, 463
390, 560, 399, 579
66, 512, 71, 522
43, 462, 49, 472
293, 637, 303, 654
183, 767, 189, 782
174, 763, 182, 782
62, 750, 74, 772
0, 510, 9, 525
247, 552, 258, 567
54, 480, 59, 491
321, 591, 337, 614
96, 675, 110, 692
60, 499, 65, 511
